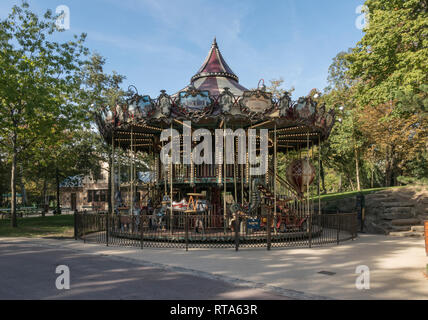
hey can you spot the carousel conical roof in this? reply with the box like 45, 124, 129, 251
185, 38, 248, 96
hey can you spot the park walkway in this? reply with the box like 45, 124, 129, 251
1, 234, 427, 299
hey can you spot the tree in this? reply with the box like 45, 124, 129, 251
266, 78, 295, 100
346, 0, 428, 109
80, 53, 128, 213
321, 51, 365, 191
0, 2, 88, 227
357, 88, 428, 186
345, 0, 428, 186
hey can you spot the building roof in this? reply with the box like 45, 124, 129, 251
180, 38, 248, 96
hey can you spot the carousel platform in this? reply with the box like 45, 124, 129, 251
108, 226, 323, 244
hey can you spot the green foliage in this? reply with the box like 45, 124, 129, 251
346, 0, 428, 109
318, 1, 428, 192
0, 2, 90, 225
266, 78, 295, 99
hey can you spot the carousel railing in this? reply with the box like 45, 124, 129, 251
74, 210, 358, 250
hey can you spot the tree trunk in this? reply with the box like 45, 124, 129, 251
319, 160, 327, 194
42, 177, 47, 217
348, 174, 355, 191
385, 147, 392, 187
56, 167, 61, 215
11, 141, 17, 228
354, 147, 361, 191
19, 165, 27, 207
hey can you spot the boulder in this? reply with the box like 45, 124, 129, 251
380, 212, 413, 220
381, 201, 414, 208
388, 231, 424, 238
410, 225, 425, 232
391, 225, 411, 232
364, 221, 389, 235
391, 218, 420, 226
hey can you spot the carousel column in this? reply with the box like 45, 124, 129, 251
307, 131, 312, 248
111, 130, 115, 216
246, 146, 250, 205
241, 153, 244, 206
318, 134, 321, 216
223, 122, 227, 234
118, 139, 121, 212
233, 133, 238, 203
163, 137, 167, 196
130, 125, 134, 216
170, 124, 173, 234
240, 124, 244, 206
274, 124, 277, 236
306, 131, 310, 218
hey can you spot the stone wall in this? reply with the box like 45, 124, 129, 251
321, 186, 428, 234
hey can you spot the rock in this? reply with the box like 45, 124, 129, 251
389, 231, 424, 238
384, 207, 413, 213
391, 218, 420, 226
364, 221, 390, 235
323, 197, 356, 213
382, 201, 414, 208
366, 193, 389, 198
365, 206, 384, 216
365, 200, 385, 208
391, 226, 411, 232
379, 210, 413, 220
410, 225, 425, 232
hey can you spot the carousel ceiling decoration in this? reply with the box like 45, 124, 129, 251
96, 38, 336, 150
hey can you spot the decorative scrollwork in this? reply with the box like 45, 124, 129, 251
278, 91, 292, 117
240, 89, 273, 120
158, 90, 172, 118
294, 96, 317, 121
178, 86, 213, 119
218, 87, 234, 114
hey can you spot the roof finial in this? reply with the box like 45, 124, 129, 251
212, 37, 217, 47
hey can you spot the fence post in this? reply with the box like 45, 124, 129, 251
140, 215, 144, 250
74, 210, 77, 240
185, 212, 189, 252
235, 215, 240, 251
83, 213, 86, 244
337, 214, 340, 245
308, 215, 312, 248
267, 211, 271, 251
106, 214, 109, 247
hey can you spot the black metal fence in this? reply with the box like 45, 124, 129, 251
74, 211, 358, 250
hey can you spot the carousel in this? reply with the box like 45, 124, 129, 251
93, 39, 343, 248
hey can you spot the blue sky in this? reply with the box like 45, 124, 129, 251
0, 0, 366, 98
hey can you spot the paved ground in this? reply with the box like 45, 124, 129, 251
1, 234, 427, 300
0, 241, 288, 300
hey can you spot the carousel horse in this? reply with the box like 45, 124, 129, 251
229, 178, 265, 230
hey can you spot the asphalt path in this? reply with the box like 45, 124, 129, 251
0, 241, 289, 300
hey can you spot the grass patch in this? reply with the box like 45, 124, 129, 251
312, 186, 406, 202
0, 215, 74, 238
